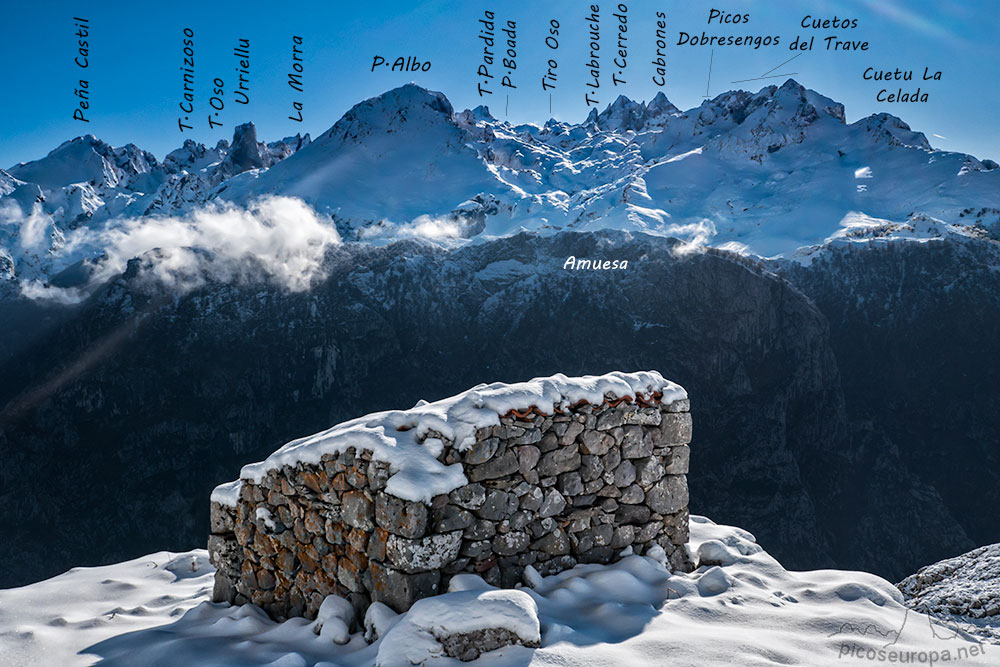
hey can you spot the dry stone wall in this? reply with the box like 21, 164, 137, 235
209, 389, 693, 621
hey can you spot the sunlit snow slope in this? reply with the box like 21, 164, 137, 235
1, 517, 993, 666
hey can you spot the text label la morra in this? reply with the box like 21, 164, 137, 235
288, 36, 304, 122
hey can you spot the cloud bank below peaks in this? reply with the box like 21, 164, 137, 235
18, 196, 342, 300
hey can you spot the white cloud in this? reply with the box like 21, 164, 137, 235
3, 201, 53, 250
14, 196, 341, 300
665, 219, 717, 257
400, 215, 462, 239
355, 214, 464, 242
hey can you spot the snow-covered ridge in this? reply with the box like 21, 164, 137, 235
788, 211, 994, 265
212, 370, 685, 505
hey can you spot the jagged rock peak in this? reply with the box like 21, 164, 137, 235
471, 105, 495, 121
12, 134, 106, 169
647, 91, 680, 116
163, 138, 228, 175
226, 122, 269, 173
265, 133, 311, 162
268, 133, 311, 149
698, 78, 846, 127
455, 105, 496, 133
8, 133, 158, 190
856, 112, 931, 149
597, 95, 646, 132
765, 78, 846, 123
591, 92, 682, 132
318, 83, 456, 144
232, 121, 259, 142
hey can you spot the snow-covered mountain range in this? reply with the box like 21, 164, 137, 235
2, 80, 998, 289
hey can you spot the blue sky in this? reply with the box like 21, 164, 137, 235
1, 0, 996, 167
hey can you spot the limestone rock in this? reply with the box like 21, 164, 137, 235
659, 412, 693, 445
516, 445, 540, 476
441, 627, 540, 662
615, 504, 651, 525
557, 421, 583, 446
210, 501, 236, 534
450, 483, 486, 510
370, 562, 441, 613
510, 428, 542, 445
464, 437, 499, 464
386, 531, 463, 573
558, 471, 584, 496
375, 494, 428, 539
663, 445, 690, 475
646, 475, 689, 515
596, 407, 626, 430
493, 531, 530, 556
478, 489, 518, 521
434, 505, 475, 532
612, 460, 637, 487
538, 489, 567, 518
635, 456, 665, 486
534, 528, 570, 555
341, 490, 374, 530
578, 429, 611, 455
620, 484, 645, 504
621, 425, 653, 458
537, 444, 581, 477
468, 450, 519, 482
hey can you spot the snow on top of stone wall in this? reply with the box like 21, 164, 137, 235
210, 480, 243, 507
211, 371, 685, 506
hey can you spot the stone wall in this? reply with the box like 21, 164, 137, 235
209, 389, 693, 621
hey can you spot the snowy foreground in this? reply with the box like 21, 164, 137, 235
0, 517, 993, 667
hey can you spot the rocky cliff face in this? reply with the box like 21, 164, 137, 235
778, 238, 1000, 574
2, 231, 988, 587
